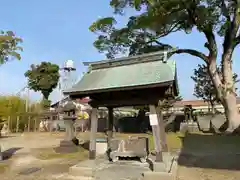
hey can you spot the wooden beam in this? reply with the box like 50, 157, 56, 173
67, 81, 173, 97
156, 106, 168, 152
68, 83, 174, 101
89, 108, 98, 160
90, 98, 159, 108
149, 105, 163, 162
107, 107, 114, 143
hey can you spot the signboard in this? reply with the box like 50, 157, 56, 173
149, 114, 158, 126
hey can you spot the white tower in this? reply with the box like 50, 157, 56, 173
59, 60, 77, 107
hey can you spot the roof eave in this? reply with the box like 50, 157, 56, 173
64, 80, 175, 97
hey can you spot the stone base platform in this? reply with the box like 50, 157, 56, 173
69, 158, 150, 180
68, 152, 178, 180
180, 121, 199, 133
142, 152, 178, 180
54, 140, 79, 153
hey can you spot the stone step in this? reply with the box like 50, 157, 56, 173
69, 165, 95, 177
142, 171, 175, 180
51, 173, 94, 180
69, 160, 97, 178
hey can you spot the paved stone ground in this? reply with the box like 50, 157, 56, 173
0, 133, 151, 180
94, 160, 149, 180
1, 132, 240, 180
0, 157, 150, 180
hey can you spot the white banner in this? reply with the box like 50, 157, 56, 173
149, 114, 158, 126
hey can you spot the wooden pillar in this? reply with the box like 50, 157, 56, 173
149, 105, 163, 162
156, 106, 168, 152
107, 107, 114, 141
7, 116, 10, 132
34, 118, 37, 132
28, 116, 31, 132
89, 107, 98, 160
49, 116, 53, 132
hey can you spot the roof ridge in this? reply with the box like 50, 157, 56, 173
82, 50, 175, 70
91, 53, 176, 70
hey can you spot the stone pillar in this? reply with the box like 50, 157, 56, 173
149, 105, 163, 162
64, 119, 75, 141
89, 107, 98, 160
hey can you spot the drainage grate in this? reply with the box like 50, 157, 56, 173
19, 167, 41, 175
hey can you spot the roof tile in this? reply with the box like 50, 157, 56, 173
65, 59, 177, 94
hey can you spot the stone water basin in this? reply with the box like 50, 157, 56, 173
96, 138, 107, 155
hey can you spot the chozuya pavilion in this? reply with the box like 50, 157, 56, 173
63, 51, 179, 163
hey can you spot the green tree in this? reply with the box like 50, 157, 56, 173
0, 31, 23, 65
25, 62, 60, 103
0, 95, 40, 132
191, 64, 239, 113
134, 96, 182, 111
90, 0, 240, 131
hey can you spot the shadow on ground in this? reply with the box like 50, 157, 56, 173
2, 147, 22, 160
0, 135, 16, 139
178, 133, 240, 171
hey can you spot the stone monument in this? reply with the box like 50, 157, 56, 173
180, 105, 198, 133
1, 123, 9, 136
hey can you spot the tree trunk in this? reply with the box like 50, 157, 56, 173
208, 47, 240, 131
210, 101, 215, 114
222, 48, 240, 131
208, 59, 240, 131
222, 90, 240, 131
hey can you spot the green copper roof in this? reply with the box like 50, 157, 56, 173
64, 52, 178, 95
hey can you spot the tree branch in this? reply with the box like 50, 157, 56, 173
170, 48, 209, 63
224, 0, 239, 48
219, 0, 230, 21
180, 0, 217, 60
203, 29, 218, 60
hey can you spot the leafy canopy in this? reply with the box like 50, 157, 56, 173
0, 31, 23, 65
25, 62, 60, 100
90, 0, 240, 60
134, 96, 182, 111
191, 64, 239, 105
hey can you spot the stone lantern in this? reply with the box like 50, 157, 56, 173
56, 100, 79, 153
62, 101, 77, 141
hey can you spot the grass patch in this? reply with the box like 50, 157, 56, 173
0, 163, 9, 174
34, 147, 88, 161
148, 132, 184, 151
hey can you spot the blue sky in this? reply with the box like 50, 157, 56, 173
0, 0, 240, 103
